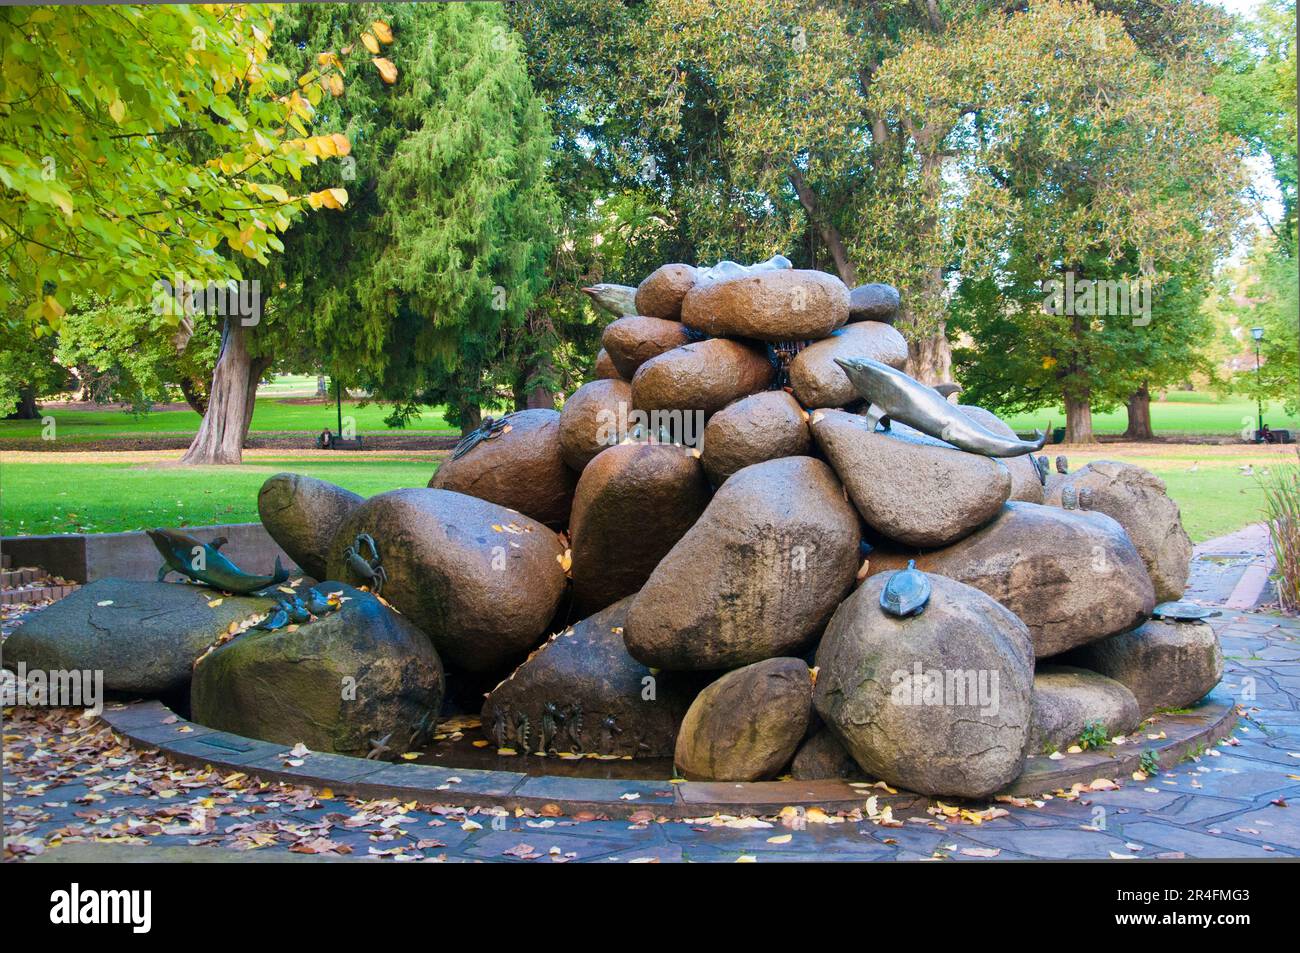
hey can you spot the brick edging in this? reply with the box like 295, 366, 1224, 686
97, 691, 1241, 819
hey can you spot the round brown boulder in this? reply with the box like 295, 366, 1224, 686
325, 488, 566, 672
481, 597, 698, 758
865, 502, 1156, 658
429, 409, 576, 529
681, 269, 850, 341
601, 316, 692, 380
630, 338, 774, 421
191, 583, 444, 756
791, 726, 863, 781
814, 571, 1035, 798
635, 263, 698, 320
558, 378, 633, 472
257, 473, 363, 580
1045, 460, 1192, 601
569, 443, 711, 614
789, 322, 909, 408
593, 348, 622, 381
701, 390, 811, 485
675, 657, 813, 781
624, 456, 860, 670
1027, 665, 1141, 754
1057, 619, 1223, 716
957, 405, 1044, 504
847, 283, 901, 324
812, 409, 1010, 547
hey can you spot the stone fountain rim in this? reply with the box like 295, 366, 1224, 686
97, 690, 1240, 819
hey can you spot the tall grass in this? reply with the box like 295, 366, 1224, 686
1261, 449, 1300, 614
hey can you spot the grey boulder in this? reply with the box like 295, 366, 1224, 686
257, 473, 363, 580
789, 322, 909, 408
1028, 665, 1141, 753
700, 390, 811, 485
2, 579, 275, 696
191, 583, 444, 756
674, 657, 813, 781
814, 571, 1035, 798
812, 408, 1010, 547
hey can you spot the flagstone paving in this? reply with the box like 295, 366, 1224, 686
4, 529, 1300, 862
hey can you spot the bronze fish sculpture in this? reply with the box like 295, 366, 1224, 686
835, 356, 1047, 458
147, 528, 289, 595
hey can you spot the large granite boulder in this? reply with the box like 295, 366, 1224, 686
674, 657, 813, 781
789, 322, 909, 408
624, 456, 860, 670
2, 579, 275, 696
847, 283, 901, 324
558, 378, 633, 472
866, 502, 1155, 658
601, 316, 692, 380
700, 390, 811, 485
257, 473, 363, 580
324, 488, 566, 672
593, 348, 622, 381
635, 263, 698, 320
191, 583, 443, 756
1045, 460, 1192, 601
791, 726, 863, 781
481, 597, 697, 758
814, 571, 1035, 798
630, 339, 774, 421
681, 269, 849, 341
429, 409, 576, 529
812, 409, 1010, 547
569, 443, 711, 614
957, 406, 1044, 504
1028, 665, 1141, 753
1057, 620, 1223, 716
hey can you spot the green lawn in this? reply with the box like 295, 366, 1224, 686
0, 457, 437, 536
0, 396, 456, 441
1, 444, 1292, 542
1002, 394, 1299, 437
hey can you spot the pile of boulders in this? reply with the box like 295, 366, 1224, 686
2, 258, 1217, 798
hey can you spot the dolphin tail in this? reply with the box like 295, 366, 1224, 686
272, 556, 288, 585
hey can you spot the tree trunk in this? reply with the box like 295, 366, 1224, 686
179, 318, 268, 465
458, 401, 481, 438
178, 375, 208, 417
1064, 394, 1095, 444
906, 329, 952, 385
9, 386, 39, 419
789, 168, 857, 286
1123, 383, 1155, 440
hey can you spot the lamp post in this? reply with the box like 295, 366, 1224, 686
1251, 326, 1265, 442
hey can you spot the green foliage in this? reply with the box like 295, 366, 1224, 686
1077, 720, 1110, 750
54, 297, 219, 413
269, 3, 558, 426
1139, 749, 1161, 775
0, 4, 348, 325
0, 312, 67, 416
1259, 450, 1300, 613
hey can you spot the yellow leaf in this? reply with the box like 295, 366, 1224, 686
327, 73, 344, 97
372, 57, 398, 84
331, 133, 351, 156
327, 187, 349, 208
109, 98, 126, 123
372, 20, 393, 44
766, 834, 792, 844
361, 31, 380, 54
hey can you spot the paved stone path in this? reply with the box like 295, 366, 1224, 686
5, 529, 1300, 862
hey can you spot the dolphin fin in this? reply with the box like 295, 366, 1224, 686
210, 536, 228, 551
866, 403, 891, 431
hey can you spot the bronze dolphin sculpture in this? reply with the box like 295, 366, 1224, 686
147, 528, 289, 594
834, 356, 1047, 457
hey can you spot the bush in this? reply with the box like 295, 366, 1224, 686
1261, 450, 1300, 614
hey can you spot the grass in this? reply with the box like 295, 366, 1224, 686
1058, 443, 1295, 542
0, 453, 438, 536
0, 396, 456, 441
1002, 393, 1299, 437
2, 443, 1295, 541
